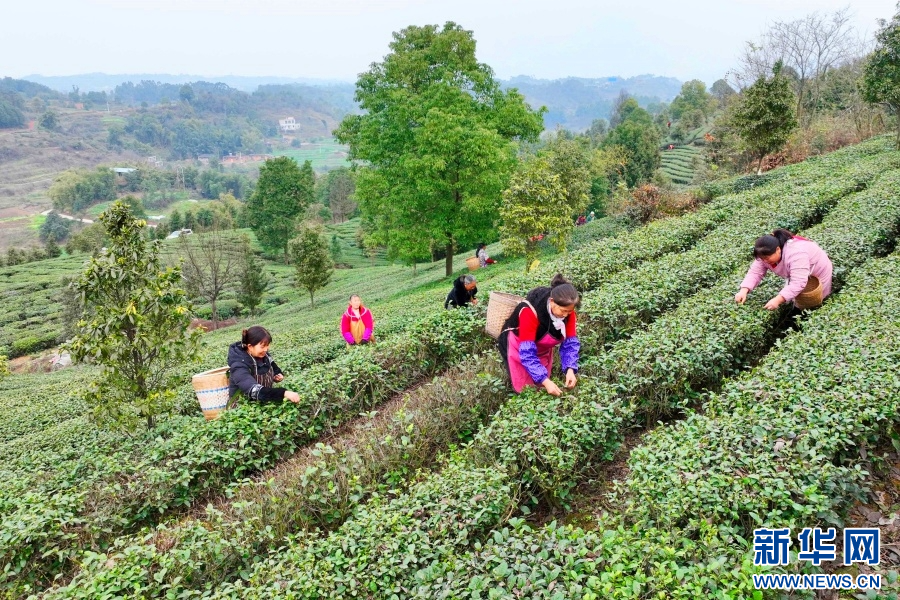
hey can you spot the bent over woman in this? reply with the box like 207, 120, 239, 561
735, 229, 833, 310
497, 274, 581, 396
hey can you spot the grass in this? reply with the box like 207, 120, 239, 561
274, 139, 350, 171
323, 218, 389, 268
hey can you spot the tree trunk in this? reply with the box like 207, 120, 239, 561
757, 154, 765, 176
895, 114, 900, 151
445, 240, 454, 277
310, 291, 315, 308
211, 297, 218, 330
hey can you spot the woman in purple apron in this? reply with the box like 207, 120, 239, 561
497, 274, 581, 396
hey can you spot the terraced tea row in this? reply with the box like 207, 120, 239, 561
405, 251, 900, 599
174, 163, 900, 599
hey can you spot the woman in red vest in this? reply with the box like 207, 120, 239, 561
497, 274, 581, 396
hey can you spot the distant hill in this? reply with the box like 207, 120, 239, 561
21, 72, 683, 132
503, 74, 683, 131
20, 73, 354, 93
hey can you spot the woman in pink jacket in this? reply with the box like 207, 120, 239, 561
735, 229, 833, 310
341, 294, 374, 345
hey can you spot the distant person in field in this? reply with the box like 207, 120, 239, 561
341, 294, 374, 345
227, 326, 300, 405
497, 273, 580, 396
586, 211, 595, 223
445, 274, 478, 309
476, 243, 496, 267
576, 214, 586, 226
735, 229, 833, 310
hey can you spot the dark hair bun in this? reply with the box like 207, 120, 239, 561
550, 273, 570, 288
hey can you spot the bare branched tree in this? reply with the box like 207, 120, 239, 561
178, 230, 241, 328
730, 7, 858, 122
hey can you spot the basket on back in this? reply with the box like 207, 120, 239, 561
465, 256, 481, 271
191, 366, 230, 421
485, 291, 525, 338
794, 275, 823, 309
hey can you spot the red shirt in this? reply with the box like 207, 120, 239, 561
517, 305, 577, 341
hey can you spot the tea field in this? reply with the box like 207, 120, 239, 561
660, 144, 702, 184
3, 136, 900, 598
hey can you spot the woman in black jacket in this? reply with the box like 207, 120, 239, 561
445, 274, 478, 309
227, 326, 300, 404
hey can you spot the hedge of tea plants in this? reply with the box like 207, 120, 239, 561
0, 307, 493, 593
17, 136, 895, 596
404, 252, 900, 600
0, 208, 651, 594
186, 157, 900, 600
578, 152, 900, 346
29, 182, 739, 596
42, 357, 513, 598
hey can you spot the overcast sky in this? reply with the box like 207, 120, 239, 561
1, 0, 893, 86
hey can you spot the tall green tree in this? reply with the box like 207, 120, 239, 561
65, 202, 200, 431
335, 22, 544, 276
38, 110, 59, 131
236, 236, 269, 316
731, 61, 798, 173
0, 97, 24, 129
247, 157, 314, 261
863, 6, 900, 148
669, 80, 716, 121
710, 79, 737, 105
543, 133, 592, 218
320, 167, 357, 223
329, 233, 343, 262
39, 211, 73, 243
289, 223, 334, 307
499, 157, 570, 273
604, 112, 661, 187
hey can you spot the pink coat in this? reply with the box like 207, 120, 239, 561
740, 238, 833, 302
340, 305, 373, 344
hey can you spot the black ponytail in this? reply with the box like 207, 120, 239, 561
549, 273, 580, 308
753, 229, 795, 258
241, 325, 272, 348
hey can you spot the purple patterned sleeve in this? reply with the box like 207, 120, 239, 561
518, 340, 548, 384
560, 336, 580, 372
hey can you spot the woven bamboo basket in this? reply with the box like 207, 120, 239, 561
794, 275, 823, 309
465, 256, 481, 271
485, 291, 525, 338
192, 366, 230, 421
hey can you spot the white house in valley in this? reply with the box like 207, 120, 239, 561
279, 117, 302, 132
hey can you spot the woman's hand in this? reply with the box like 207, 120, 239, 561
471, 298, 478, 306
284, 391, 300, 403
734, 288, 750, 305
764, 295, 786, 311
564, 368, 577, 389
542, 379, 562, 397
274, 373, 284, 383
